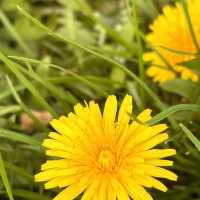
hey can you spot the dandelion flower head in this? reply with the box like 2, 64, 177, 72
35, 95, 177, 200
144, 0, 199, 83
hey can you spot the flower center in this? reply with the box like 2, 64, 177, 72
98, 150, 115, 170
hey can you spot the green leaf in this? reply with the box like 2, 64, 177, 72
6, 76, 49, 132
148, 104, 200, 125
0, 189, 50, 200
0, 152, 14, 200
0, 9, 33, 56
5, 162, 33, 182
0, 52, 57, 117
16, 6, 165, 110
160, 79, 197, 100
0, 128, 41, 148
0, 105, 21, 117
179, 123, 200, 151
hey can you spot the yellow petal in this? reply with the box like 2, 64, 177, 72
133, 133, 169, 151
53, 176, 91, 200
137, 109, 152, 123
117, 95, 132, 131
42, 139, 66, 151
111, 178, 130, 200
41, 159, 70, 170
81, 178, 100, 200
138, 164, 177, 181
50, 119, 75, 139
35, 168, 77, 182
103, 95, 117, 136
138, 149, 176, 159
124, 177, 153, 200
145, 159, 173, 167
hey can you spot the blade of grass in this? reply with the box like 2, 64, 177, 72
132, 1, 145, 109
7, 59, 78, 105
0, 190, 50, 200
148, 104, 200, 125
15, 7, 165, 110
17, 6, 183, 130
74, 0, 134, 52
0, 85, 25, 101
0, 9, 33, 56
6, 76, 49, 133
179, 123, 200, 151
8, 56, 109, 96
0, 152, 14, 200
181, 0, 200, 51
0, 128, 41, 148
0, 52, 57, 117
5, 162, 33, 182
0, 105, 21, 117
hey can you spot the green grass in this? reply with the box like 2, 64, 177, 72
0, 0, 200, 199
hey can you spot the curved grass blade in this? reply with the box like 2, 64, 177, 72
0, 190, 50, 200
6, 76, 49, 133
0, 128, 41, 148
0, 52, 57, 117
0, 9, 33, 56
0, 105, 21, 117
179, 123, 200, 151
8, 56, 109, 96
6, 59, 79, 105
132, 1, 145, 109
0, 152, 14, 200
5, 162, 33, 182
0, 85, 25, 101
17, 6, 164, 110
148, 104, 200, 125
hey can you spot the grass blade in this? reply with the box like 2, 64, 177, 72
0, 9, 33, 56
0, 152, 14, 200
0, 190, 50, 200
179, 123, 200, 151
5, 162, 33, 182
0, 105, 21, 117
6, 76, 49, 132
132, 1, 145, 109
16, 7, 165, 110
0, 128, 41, 148
148, 104, 200, 125
0, 52, 57, 117
9, 56, 109, 96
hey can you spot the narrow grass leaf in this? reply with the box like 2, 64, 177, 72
0, 190, 50, 200
9, 56, 108, 96
0, 105, 21, 117
0, 152, 14, 200
0, 128, 41, 148
6, 76, 49, 132
148, 104, 200, 125
0, 9, 33, 56
5, 162, 33, 182
179, 123, 200, 151
17, 6, 164, 109
0, 52, 57, 117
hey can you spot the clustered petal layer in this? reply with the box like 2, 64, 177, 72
144, 0, 199, 83
35, 95, 177, 200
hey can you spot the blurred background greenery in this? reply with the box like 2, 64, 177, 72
0, 0, 200, 199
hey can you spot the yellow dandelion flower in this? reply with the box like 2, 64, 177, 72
144, 0, 199, 83
35, 95, 177, 200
